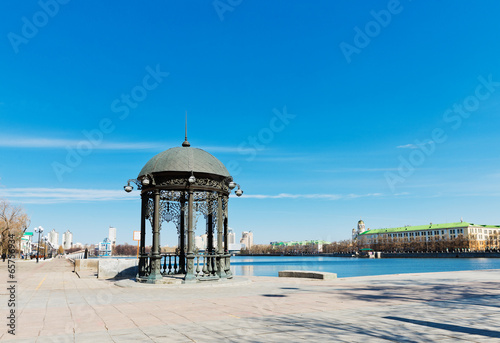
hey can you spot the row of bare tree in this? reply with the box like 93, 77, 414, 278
241, 244, 323, 255
239, 233, 500, 255
324, 234, 500, 253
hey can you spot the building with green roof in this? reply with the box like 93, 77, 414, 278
358, 221, 500, 251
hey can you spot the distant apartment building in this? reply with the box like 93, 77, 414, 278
108, 227, 117, 246
195, 234, 216, 251
21, 232, 33, 256
48, 229, 59, 248
227, 228, 241, 251
228, 228, 236, 245
195, 235, 204, 251
98, 237, 112, 257
62, 230, 73, 249
195, 229, 242, 251
358, 221, 500, 251
201, 234, 208, 250
240, 231, 254, 249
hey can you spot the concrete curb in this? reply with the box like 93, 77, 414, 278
278, 270, 337, 279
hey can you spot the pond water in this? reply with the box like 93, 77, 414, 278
229, 255, 500, 278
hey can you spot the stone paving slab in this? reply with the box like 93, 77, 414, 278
1, 258, 500, 342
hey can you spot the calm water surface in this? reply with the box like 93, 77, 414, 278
230, 256, 500, 278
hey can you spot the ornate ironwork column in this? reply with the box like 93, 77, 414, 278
224, 195, 232, 277
207, 212, 213, 253
138, 192, 147, 277
148, 189, 162, 282
217, 193, 226, 277
179, 197, 186, 274
185, 189, 196, 281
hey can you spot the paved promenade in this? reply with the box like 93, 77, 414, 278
1, 258, 500, 342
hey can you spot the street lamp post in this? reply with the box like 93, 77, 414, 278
34, 226, 44, 263
43, 237, 47, 260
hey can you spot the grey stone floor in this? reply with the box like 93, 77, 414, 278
1, 258, 500, 342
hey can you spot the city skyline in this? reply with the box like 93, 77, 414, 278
1, 1, 500, 246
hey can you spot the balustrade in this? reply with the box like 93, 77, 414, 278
141, 252, 232, 280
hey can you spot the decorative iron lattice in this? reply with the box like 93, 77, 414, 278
155, 177, 229, 192
193, 178, 226, 191
160, 201, 182, 228
144, 189, 228, 233
222, 195, 229, 221
147, 197, 155, 228
157, 178, 188, 187
159, 190, 185, 202
135, 179, 143, 191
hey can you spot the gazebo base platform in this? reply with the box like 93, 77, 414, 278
115, 276, 249, 288
135, 274, 233, 285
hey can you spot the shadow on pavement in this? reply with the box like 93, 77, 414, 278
384, 316, 500, 338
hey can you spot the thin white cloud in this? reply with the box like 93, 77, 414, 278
0, 188, 388, 204
317, 168, 399, 173
0, 137, 167, 150
0, 187, 136, 204
238, 193, 384, 200
397, 141, 436, 149
199, 146, 254, 154
0, 136, 244, 153
397, 144, 419, 149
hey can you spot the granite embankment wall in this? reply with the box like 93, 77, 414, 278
381, 252, 500, 258
73, 258, 138, 278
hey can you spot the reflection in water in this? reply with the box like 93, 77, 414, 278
240, 265, 254, 276
230, 265, 254, 276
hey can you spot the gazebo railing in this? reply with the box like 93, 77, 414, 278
193, 253, 217, 278
193, 252, 232, 278
160, 253, 183, 275
140, 252, 232, 279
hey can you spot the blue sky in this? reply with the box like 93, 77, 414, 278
1, 0, 500, 246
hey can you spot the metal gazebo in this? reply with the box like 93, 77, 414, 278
124, 135, 243, 283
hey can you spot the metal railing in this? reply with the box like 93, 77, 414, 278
141, 252, 232, 279
66, 251, 86, 260
160, 253, 183, 275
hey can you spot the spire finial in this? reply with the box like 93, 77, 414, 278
182, 111, 191, 147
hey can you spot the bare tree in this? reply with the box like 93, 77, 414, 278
114, 244, 138, 256
0, 199, 30, 256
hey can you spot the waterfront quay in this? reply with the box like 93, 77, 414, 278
1, 259, 500, 342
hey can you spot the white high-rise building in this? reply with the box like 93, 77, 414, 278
195, 236, 204, 250
228, 228, 236, 244
108, 227, 117, 245
201, 234, 210, 250
227, 228, 241, 251
62, 230, 73, 249
48, 229, 59, 248
240, 231, 254, 249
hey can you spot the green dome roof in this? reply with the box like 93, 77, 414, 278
138, 147, 230, 178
